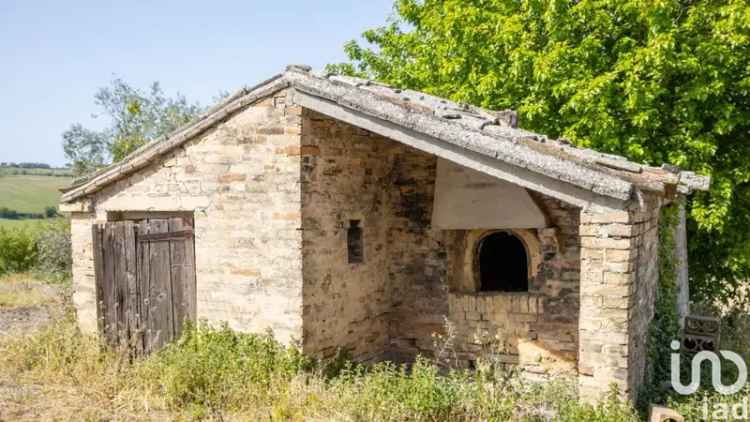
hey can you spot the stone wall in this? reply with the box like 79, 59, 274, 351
300, 109, 393, 360
70, 212, 97, 333
295, 110, 450, 362
299, 109, 448, 362
627, 199, 661, 398
577, 195, 662, 400
384, 144, 447, 362
66, 91, 305, 344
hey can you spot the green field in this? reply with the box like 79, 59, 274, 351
0, 174, 74, 213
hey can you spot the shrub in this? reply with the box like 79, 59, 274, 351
141, 322, 313, 414
33, 219, 72, 280
44, 206, 58, 218
329, 358, 463, 420
0, 226, 38, 274
0, 220, 72, 281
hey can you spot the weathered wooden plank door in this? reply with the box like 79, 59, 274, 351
137, 217, 197, 353
92, 221, 137, 348
92, 217, 196, 354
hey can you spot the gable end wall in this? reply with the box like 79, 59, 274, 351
67, 90, 305, 344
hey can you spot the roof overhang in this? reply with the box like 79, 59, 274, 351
289, 88, 627, 209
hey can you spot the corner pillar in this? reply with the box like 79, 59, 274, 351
577, 201, 661, 401
673, 199, 689, 327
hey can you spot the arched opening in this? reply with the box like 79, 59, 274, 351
477, 231, 528, 292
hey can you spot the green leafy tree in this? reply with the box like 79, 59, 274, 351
331, 0, 750, 300
62, 79, 203, 175
62, 124, 110, 176
44, 206, 58, 219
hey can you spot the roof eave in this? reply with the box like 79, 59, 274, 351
60, 65, 711, 207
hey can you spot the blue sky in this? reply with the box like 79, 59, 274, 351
0, 1, 394, 166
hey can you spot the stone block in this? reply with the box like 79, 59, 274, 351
580, 210, 631, 224
603, 249, 634, 263
603, 272, 635, 285
580, 236, 634, 250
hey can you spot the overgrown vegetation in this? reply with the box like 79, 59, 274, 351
0, 273, 58, 308
0, 268, 747, 420
662, 309, 750, 420
0, 317, 640, 421
634, 202, 750, 418
640, 203, 682, 407
0, 220, 71, 281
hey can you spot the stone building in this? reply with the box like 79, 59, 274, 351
60, 65, 709, 401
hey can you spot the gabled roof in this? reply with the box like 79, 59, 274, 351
61, 65, 709, 206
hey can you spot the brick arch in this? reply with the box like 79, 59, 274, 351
460, 228, 543, 293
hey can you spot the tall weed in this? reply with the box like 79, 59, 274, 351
0, 315, 642, 421
33, 219, 72, 281
140, 322, 312, 414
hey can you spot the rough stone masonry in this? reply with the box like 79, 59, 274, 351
61, 66, 709, 402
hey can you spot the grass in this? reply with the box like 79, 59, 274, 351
0, 218, 62, 229
0, 174, 73, 214
0, 283, 52, 308
0, 279, 661, 421
0, 273, 56, 308
0, 274, 745, 421
0, 274, 642, 421
0, 316, 642, 421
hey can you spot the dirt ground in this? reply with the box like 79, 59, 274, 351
0, 306, 53, 338
0, 278, 59, 337
0, 277, 83, 422
0, 277, 177, 421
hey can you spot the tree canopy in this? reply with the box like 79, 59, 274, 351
330, 0, 750, 299
62, 79, 203, 176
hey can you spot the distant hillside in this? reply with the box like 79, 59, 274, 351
0, 174, 74, 214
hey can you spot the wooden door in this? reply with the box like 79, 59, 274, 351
92, 217, 196, 354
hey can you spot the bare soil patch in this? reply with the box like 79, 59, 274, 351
0, 274, 62, 337
0, 306, 52, 338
